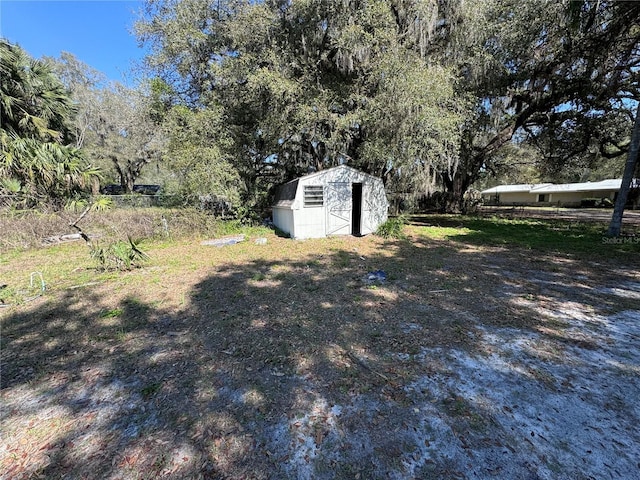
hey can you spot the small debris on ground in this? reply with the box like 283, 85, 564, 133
42, 233, 97, 245
363, 270, 387, 285
200, 235, 246, 247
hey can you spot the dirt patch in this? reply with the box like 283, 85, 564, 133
1, 228, 639, 479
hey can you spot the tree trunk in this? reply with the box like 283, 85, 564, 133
442, 151, 484, 214
607, 106, 640, 237
109, 155, 133, 194
124, 171, 135, 194
444, 176, 466, 213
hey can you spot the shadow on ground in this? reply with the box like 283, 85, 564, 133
2, 233, 639, 479
409, 213, 640, 256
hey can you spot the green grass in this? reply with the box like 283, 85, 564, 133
140, 382, 163, 399
412, 215, 639, 256
99, 308, 123, 318
419, 225, 472, 240
376, 215, 408, 239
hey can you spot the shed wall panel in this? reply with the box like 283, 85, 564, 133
293, 206, 327, 239
326, 182, 352, 236
272, 207, 295, 238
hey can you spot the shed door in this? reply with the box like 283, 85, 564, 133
326, 182, 351, 235
361, 183, 374, 235
361, 182, 387, 235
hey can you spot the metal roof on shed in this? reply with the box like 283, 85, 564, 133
273, 179, 298, 207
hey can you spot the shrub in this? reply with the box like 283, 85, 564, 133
90, 237, 149, 271
376, 215, 407, 239
463, 189, 483, 214
580, 198, 614, 208
580, 198, 598, 208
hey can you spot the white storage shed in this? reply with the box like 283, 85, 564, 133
272, 165, 389, 239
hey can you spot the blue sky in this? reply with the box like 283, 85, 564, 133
0, 0, 146, 83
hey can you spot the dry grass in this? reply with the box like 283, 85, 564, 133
1, 215, 639, 479
0, 207, 256, 252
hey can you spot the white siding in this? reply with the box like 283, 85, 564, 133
499, 192, 538, 204
547, 192, 584, 206
272, 165, 389, 239
292, 204, 326, 239
272, 207, 295, 238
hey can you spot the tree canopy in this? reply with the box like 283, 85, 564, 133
3, 1, 638, 225
451, 0, 640, 207
136, 0, 469, 208
135, 0, 639, 215
50, 54, 169, 194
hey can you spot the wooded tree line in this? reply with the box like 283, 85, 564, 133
1, 1, 639, 228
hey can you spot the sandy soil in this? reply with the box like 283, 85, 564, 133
1, 230, 639, 479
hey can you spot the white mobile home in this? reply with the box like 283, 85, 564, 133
481, 179, 634, 207
272, 165, 389, 239
480, 183, 552, 205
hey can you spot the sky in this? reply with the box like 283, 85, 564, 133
0, 0, 147, 83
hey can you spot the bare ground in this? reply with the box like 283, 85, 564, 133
1, 227, 639, 479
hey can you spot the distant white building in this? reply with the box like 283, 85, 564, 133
272, 165, 389, 239
481, 179, 639, 207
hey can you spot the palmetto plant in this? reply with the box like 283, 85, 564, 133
0, 39, 101, 206
64, 194, 113, 213
1, 39, 73, 141
0, 134, 101, 200
90, 237, 149, 271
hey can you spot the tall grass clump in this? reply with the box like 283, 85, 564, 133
376, 215, 407, 239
